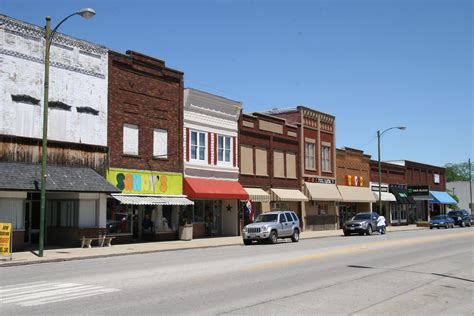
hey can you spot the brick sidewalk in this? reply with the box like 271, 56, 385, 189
0, 225, 424, 267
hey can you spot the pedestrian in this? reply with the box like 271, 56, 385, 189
377, 215, 386, 234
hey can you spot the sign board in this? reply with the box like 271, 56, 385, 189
306, 176, 336, 184
434, 174, 440, 184
407, 185, 430, 196
107, 168, 183, 195
0, 223, 12, 259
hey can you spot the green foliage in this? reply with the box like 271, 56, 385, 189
447, 190, 460, 210
445, 162, 472, 182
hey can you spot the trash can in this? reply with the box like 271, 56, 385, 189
179, 224, 193, 241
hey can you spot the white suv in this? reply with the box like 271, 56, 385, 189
242, 211, 301, 245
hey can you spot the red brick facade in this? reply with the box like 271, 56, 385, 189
271, 106, 336, 182
369, 160, 446, 191
108, 50, 184, 172
239, 113, 300, 189
336, 148, 371, 187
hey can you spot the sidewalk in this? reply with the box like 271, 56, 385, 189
0, 225, 424, 267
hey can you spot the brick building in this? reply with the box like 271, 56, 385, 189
386, 160, 453, 221
106, 51, 192, 243
239, 113, 307, 227
0, 15, 118, 250
268, 106, 338, 230
336, 148, 375, 227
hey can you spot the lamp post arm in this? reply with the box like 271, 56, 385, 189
45, 12, 80, 54
379, 126, 400, 138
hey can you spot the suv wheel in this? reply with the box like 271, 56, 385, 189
243, 239, 252, 246
461, 221, 465, 227
366, 225, 372, 235
291, 229, 300, 242
269, 231, 278, 244
467, 221, 471, 227
344, 230, 350, 236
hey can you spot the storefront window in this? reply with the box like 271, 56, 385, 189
47, 200, 79, 228
106, 201, 133, 235
0, 198, 25, 230
194, 200, 205, 222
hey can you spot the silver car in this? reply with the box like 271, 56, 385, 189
242, 211, 300, 245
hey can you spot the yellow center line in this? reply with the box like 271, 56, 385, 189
244, 231, 474, 273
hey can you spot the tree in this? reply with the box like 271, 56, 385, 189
445, 162, 472, 182
447, 190, 460, 210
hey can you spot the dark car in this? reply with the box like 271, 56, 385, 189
343, 212, 379, 236
429, 215, 454, 229
447, 210, 471, 227
470, 214, 474, 226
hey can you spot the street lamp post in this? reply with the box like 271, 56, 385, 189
39, 8, 96, 257
376, 126, 406, 218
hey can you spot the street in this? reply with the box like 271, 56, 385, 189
1, 229, 473, 315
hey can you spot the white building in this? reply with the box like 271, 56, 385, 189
183, 88, 248, 237
446, 181, 474, 212
0, 15, 116, 250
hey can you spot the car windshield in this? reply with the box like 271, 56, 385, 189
433, 215, 448, 220
254, 214, 278, 223
352, 214, 371, 220
447, 211, 460, 216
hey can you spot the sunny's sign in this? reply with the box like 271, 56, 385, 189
107, 168, 183, 195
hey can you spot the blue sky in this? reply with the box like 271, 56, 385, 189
2, 0, 472, 167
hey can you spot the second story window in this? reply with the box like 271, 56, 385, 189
305, 142, 315, 170
123, 123, 139, 156
217, 135, 231, 163
322, 145, 331, 172
153, 128, 168, 159
190, 130, 206, 161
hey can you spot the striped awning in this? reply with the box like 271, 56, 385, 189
270, 188, 308, 202
373, 191, 397, 202
111, 194, 194, 206
244, 188, 270, 202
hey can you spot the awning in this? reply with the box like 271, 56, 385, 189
305, 182, 342, 201
389, 187, 414, 204
184, 178, 249, 200
270, 188, 308, 202
429, 191, 457, 205
244, 188, 270, 202
373, 191, 397, 202
337, 186, 376, 203
0, 162, 120, 193
112, 194, 194, 205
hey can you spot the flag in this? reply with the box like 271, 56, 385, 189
245, 200, 254, 222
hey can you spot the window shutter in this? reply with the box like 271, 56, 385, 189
186, 128, 190, 161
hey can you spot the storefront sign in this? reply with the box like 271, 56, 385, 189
0, 223, 12, 258
306, 176, 336, 184
345, 175, 364, 187
407, 185, 429, 196
107, 168, 183, 195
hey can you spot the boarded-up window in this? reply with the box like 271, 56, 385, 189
286, 152, 297, 179
273, 150, 285, 178
123, 124, 139, 155
153, 129, 168, 158
255, 148, 268, 176
240, 145, 254, 175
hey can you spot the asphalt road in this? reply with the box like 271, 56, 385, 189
1, 228, 473, 315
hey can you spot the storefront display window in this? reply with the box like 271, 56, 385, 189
106, 201, 133, 235
47, 200, 79, 228
0, 198, 25, 230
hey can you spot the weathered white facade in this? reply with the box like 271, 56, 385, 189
0, 15, 108, 146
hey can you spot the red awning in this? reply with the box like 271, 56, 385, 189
184, 178, 249, 200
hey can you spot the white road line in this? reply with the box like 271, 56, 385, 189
0, 281, 55, 293
0, 282, 119, 307
1, 283, 79, 298
21, 288, 119, 307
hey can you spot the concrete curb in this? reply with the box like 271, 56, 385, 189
0, 226, 425, 268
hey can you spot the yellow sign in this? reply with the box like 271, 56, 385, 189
107, 168, 183, 195
0, 223, 12, 257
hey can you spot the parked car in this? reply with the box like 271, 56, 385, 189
447, 210, 471, 227
242, 211, 300, 245
343, 212, 380, 236
429, 215, 454, 229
